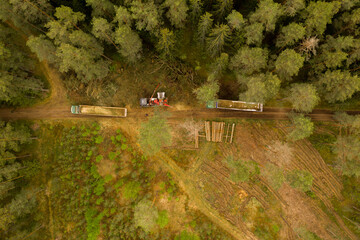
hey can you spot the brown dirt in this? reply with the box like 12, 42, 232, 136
234, 120, 358, 240
97, 158, 117, 179
156, 193, 188, 232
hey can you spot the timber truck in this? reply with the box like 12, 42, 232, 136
206, 99, 263, 112
71, 105, 127, 117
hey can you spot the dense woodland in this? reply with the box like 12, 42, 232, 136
0, 0, 360, 109
1, 0, 360, 239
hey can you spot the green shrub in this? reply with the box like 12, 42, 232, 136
175, 230, 200, 240
85, 208, 105, 240
157, 210, 169, 228
286, 169, 313, 192
95, 155, 103, 163
95, 135, 103, 144
134, 199, 159, 233
122, 181, 141, 200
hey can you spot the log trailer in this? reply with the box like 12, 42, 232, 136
71, 105, 127, 117
206, 99, 263, 112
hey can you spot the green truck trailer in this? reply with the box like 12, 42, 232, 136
207, 100, 263, 112
71, 105, 127, 117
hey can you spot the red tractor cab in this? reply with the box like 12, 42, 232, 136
140, 92, 169, 107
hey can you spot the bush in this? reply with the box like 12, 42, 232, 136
122, 181, 141, 200
157, 210, 169, 228
134, 199, 159, 233
286, 169, 313, 192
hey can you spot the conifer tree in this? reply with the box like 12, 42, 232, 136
114, 25, 142, 62
287, 113, 314, 141
230, 46, 268, 75
250, 0, 283, 32
287, 83, 319, 113
226, 10, 244, 31
156, 28, 175, 58
214, 0, 233, 19
130, 0, 160, 33
275, 49, 304, 81
244, 23, 264, 46
206, 24, 230, 57
276, 23, 306, 48
305, 1, 341, 36
163, 0, 188, 28
197, 12, 213, 46
318, 70, 360, 103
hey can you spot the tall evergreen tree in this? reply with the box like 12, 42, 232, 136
230, 46, 268, 75
287, 83, 319, 113
287, 113, 314, 141
276, 23, 306, 48
130, 0, 160, 33
317, 70, 360, 103
244, 23, 264, 46
197, 12, 213, 46
206, 24, 231, 57
163, 0, 188, 28
114, 25, 142, 62
250, 0, 283, 32
156, 28, 175, 58
275, 49, 304, 81
304, 1, 341, 36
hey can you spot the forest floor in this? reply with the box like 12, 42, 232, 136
109, 118, 358, 240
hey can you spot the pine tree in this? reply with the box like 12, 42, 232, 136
318, 70, 360, 103
287, 84, 319, 113
250, 0, 283, 32
113, 6, 132, 26
139, 110, 172, 156
244, 23, 264, 46
275, 49, 304, 81
305, 1, 341, 36
206, 24, 231, 57
226, 10, 244, 31
7, 0, 53, 23
287, 113, 314, 141
197, 12, 213, 46
276, 23, 306, 48
114, 25, 142, 62
163, 0, 188, 28
230, 46, 268, 75
130, 0, 160, 33
26, 35, 59, 64
91, 17, 114, 44
284, 0, 305, 17
156, 28, 175, 58
85, 0, 114, 17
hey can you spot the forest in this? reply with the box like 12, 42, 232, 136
1, 0, 360, 239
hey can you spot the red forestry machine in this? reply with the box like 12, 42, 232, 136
140, 83, 170, 107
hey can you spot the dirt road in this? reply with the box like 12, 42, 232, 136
1, 100, 359, 122
1, 62, 359, 121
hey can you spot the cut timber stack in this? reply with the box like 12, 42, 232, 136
204, 121, 235, 144
205, 121, 211, 141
